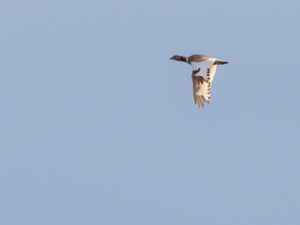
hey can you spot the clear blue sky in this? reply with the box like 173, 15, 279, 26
1, 0, 300, 224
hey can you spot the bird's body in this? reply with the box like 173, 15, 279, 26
170, 54, 228, 108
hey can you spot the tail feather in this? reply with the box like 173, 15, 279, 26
213, 60, 228, 65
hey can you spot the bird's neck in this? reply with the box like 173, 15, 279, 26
179, 56, 188, 62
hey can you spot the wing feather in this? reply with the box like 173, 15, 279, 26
209, 64, 218, 82
192, 75, 211, 108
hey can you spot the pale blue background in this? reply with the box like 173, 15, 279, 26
1, 0, 300, 225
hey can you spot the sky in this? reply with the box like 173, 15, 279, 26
1, 0, 300, 224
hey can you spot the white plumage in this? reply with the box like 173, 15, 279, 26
191, 59, 217, 82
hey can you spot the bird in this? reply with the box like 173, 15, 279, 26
170, 54, 228, 108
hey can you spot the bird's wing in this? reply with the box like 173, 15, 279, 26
190, 60, 216, 81
209, 64, 218, 82
191, 60, 215, 80
192, 75, 211, 108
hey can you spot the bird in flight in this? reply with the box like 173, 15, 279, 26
170, 54, 228, 108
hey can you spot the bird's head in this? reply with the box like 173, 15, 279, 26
169, 55, 187, 62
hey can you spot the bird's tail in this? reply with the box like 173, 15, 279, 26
214, 60, 228, 65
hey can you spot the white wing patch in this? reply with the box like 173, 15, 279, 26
190, 59, 217, 82
209, 64, 217, 82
